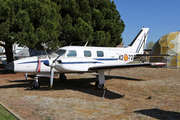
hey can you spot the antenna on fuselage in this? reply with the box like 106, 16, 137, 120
84, 41, 88, 47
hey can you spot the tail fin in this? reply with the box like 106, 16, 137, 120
128, 28, 149, 54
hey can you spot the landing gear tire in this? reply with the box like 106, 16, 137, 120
95, 80, 104, 90
60, 74, 67, 82
33, 81, 40, 89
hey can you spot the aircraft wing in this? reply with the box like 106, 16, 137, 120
88, 63, 165, 71
135, 54, 172, 57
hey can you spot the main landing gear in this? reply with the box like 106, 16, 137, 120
95, 80, 104, 90
59, 73, 67, 82
95, 70, 105, 90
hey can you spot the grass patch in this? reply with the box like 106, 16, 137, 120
0, 104, 18, 120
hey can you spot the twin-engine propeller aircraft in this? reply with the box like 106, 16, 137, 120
5, 28, 167, 89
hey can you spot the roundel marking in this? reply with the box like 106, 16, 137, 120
124, 54, 128, 61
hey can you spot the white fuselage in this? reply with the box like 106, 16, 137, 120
12, 46, 137, 74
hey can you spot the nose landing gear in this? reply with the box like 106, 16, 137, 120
33, 77, 40, 88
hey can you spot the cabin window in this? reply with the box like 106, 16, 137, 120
97, 51, 104, 57
67, 50, 77, 57
84, 51, 91, 57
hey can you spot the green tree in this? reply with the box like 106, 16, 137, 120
53, 0, 125, 46
0, 0, 62, 63
0, 0, 125, 63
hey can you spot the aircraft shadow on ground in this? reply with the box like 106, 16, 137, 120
0, 77, 124, 99
28, 74, 143, 81
134, 108, 180, 120
0, 79, 33, 88
92, 74, 143, 81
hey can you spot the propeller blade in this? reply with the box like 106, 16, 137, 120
44, 48, 51, 60
50, 67, 54, 88
43, 48, 58, 89
53, 54, 62, 63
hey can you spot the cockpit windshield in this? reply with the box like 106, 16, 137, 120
38, 49, 66, 59
50, 49, 66, 58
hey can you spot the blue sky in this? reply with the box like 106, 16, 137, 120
112, 0, 180, 47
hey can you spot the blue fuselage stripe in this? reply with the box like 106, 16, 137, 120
17, 58, 118, 64
94, 58, 118, 61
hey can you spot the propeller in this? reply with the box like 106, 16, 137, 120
44, 48, 54, 88
43, 48, 61, 89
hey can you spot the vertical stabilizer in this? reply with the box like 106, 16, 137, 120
128, 28, 149, 54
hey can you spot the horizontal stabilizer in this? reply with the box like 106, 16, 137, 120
144, 49, 152, 52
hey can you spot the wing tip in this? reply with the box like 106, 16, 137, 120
151, 63, 167, 66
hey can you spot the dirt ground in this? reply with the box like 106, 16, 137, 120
0, 67, 180, 120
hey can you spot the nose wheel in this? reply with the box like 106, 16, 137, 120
33, 77, 40, 88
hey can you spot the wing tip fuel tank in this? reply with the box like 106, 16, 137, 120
151, 63, 167, 66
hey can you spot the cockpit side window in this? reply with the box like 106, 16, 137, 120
67, 50, 77, 57
97, 51, 104, 57
84, 51, 91, 57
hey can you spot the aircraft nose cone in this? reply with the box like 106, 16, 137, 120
5, 62, 14, 71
